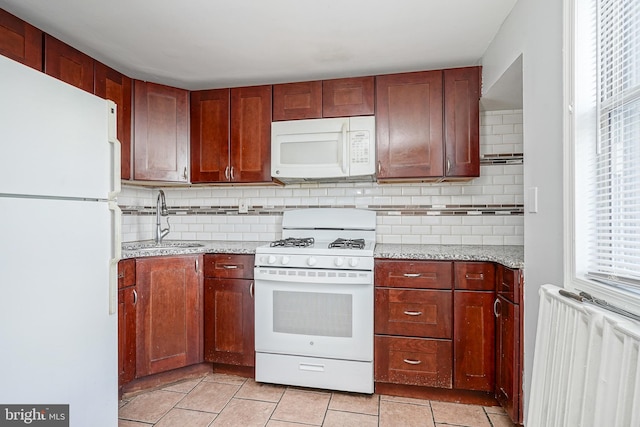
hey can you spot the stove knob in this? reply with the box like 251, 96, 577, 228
334, 257, 345, 267
268, 255, 277, 264
281, 256, 290, 265
307, 257, 317, 266
349, 258, 359, 267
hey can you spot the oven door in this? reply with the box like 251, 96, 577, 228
254, 267, 373, 362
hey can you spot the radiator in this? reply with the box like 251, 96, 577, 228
527, 285, 640, 427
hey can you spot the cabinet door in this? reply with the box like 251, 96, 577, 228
118, 286, 136, 387
94, 62, 132, 180
190, 89, 230, 183
495, 295, 520, 423
453, 291, 495, 391
0, 9, 42, 70
322, 76, 375, 118
376, 71, 444, 179
134, 81, 189, 182
444, 67, 480, 178
273, 81, 322, 121
230, 85, 272, 182
204, 278, 254, 366
44, 34, 94, 93
135, 255, 203, 377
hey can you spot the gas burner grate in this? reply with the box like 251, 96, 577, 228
329, 238, 366, 249
270, 237, 315, 248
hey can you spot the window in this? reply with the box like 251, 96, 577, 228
568, 0, 640, 311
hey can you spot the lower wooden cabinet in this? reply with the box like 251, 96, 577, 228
135, 255, 203, 377
203, 254, 255, 367
118, 259, 136, 390
375, 336, 452, 388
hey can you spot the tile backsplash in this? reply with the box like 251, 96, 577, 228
120, 109, 523, 245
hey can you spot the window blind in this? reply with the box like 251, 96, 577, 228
587, 0, 640, 289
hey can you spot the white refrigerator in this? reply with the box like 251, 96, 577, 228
0, 55, 121, 426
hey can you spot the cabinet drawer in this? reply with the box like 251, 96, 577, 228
204, 254, 254, 279
454, 262, 495, 291
375, 289, 452, 338
118, 258, 135, 288
497, 265, 521, 304
375, 335, 452, 388
375, 260, 452, 289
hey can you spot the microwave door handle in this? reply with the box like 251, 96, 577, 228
341, 122, 348, 174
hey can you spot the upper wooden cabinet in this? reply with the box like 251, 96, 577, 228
44, 34, 94, 93
444, 67, 480, 178
376, 70, 444, 180
0, 9, 42, 70
376, 67, 481, 181
191, 85, 271, 183
272, 81, 322, 121
273, 76, 374, 121
94, 62, 132, 180
134, 80, 189, 182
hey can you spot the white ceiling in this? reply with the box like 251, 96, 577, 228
1, 0, 518, 91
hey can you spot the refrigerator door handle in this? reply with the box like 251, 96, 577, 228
107, 100, 121, 200
109, 200, 122, 315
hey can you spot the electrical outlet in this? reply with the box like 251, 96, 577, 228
238, 199, 249, 214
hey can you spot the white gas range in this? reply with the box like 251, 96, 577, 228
254, 208, 376, 394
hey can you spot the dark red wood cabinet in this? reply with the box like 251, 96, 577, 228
495, 265, 523, 424
203, 254, 255, 367
191, 85, 271, 183
118, 259, 136, 391
272, 76, 374, 121
133, 81, 189, 182
94, 62, 132, 180
44, 34, 94, 93
376, 67, 480, 181
135, 255, 203, 377
0, 8, 42, 70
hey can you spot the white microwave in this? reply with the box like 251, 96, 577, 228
271, 116, 376, 182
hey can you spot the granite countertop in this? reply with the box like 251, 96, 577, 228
122, 240, 524, 269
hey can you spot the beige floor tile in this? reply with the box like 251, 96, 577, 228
271, 388, 331, 425
379, 400, 434, 427
162, 377, 203, 393
202, 372, 248, 386
266, 421, 309, 427
176, 381, 240, 413
235, 379, 286, 402
118, 420, 151, 427
322, 409, 378, 427
154, 408, 217, 427
211, 398, 276, 426
380, 394, 432, 406
118, 389, 185, 423
487, 413, 517, 427
484, 405, 507, 415
328, 392, 379, 416
431, 401, 490, 427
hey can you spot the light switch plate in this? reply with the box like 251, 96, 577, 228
239, 199, 249, 214
528, 187, 538, 213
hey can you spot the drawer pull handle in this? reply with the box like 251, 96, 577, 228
403, 359, 422, 365
403, 273, 422, 278
223, 265, 239, 269
465, 273, 484, 280
250, 282, 254, 299
403, 311, 423, 316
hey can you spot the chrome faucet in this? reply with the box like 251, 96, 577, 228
155, 189, 170, 244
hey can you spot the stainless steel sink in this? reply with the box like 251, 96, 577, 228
122, 241, 204, 251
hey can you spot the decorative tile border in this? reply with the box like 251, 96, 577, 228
121, 203, 524, 217
480, 153, 523, 165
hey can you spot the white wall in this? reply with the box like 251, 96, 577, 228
481, 0, 564, 423
120, 110, 524, 245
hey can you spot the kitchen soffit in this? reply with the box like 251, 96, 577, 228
0, 0, 517, 91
